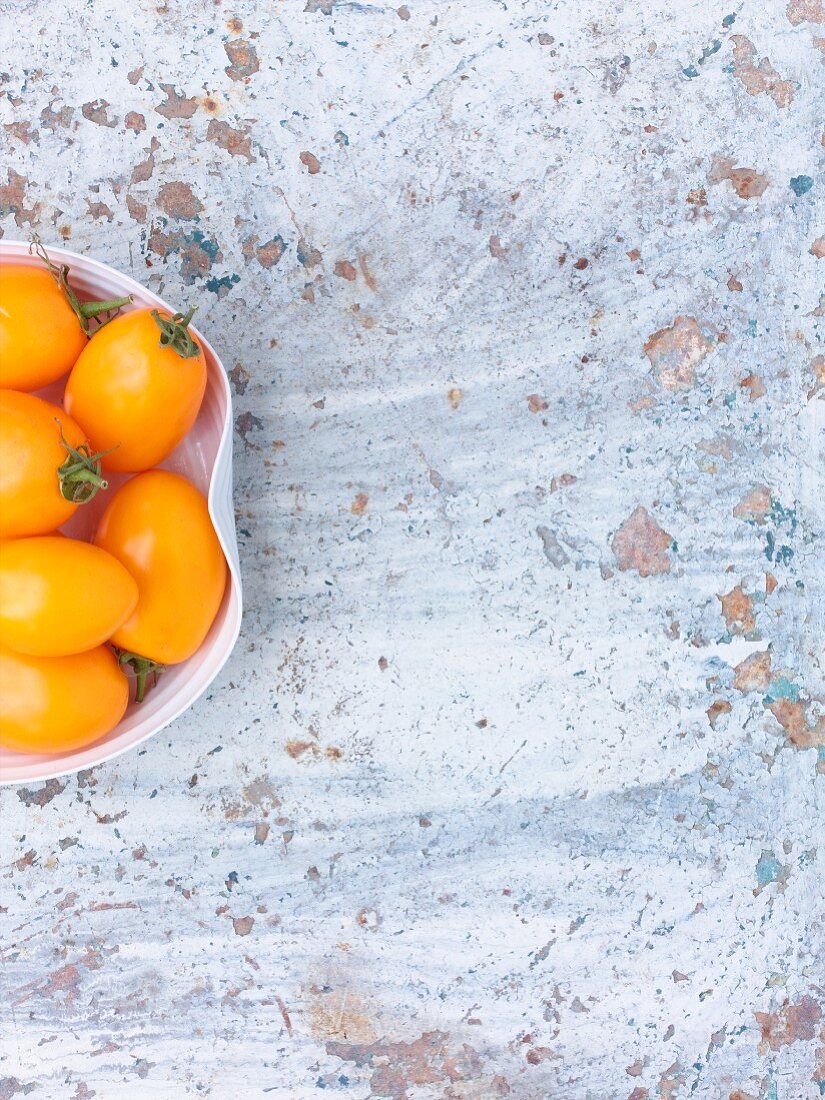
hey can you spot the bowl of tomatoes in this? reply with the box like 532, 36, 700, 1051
0, 239, 242, 785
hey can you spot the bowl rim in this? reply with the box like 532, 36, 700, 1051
0, 239, 243, 786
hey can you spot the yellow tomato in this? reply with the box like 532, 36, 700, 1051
0, 643, 128, 754
0, 264, 88, 391
0, 390, 108, 539
0, 252, 130, 391
64, 307, 207, 472
95, 471, 227, 668
0, 537, 138, 656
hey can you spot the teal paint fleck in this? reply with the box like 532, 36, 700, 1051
682, 64, 699, 78
818, 746, 825, 766
765, 531, 794, 565
765, 677, 801, 703
334, 130, 349, 146
189, 229, 220, 261
748, 319, 757, 337
756, 851, 782, 886
722, 12, 736, 26
765, 1083, 778, 1100
770, 499, 798, 533
205, 273, 240, 296
699, 41, 721, 64
790, 175, 813, 196
724, 392, 736, 408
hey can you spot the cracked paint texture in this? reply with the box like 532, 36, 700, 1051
0, 0, 823, 1097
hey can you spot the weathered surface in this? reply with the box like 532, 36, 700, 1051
1, 1, 823, 1097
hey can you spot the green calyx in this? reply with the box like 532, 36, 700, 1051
56, 420, 110, 504
151, 306, 200, 359
30, 234, 132, 335
116, 650, 166, 703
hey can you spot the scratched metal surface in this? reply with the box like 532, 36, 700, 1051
1, 1, 823, 1097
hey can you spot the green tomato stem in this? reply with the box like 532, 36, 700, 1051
151, 306, 201, 359
55, 420, 112, 504
116, 650, 166, 703
29, 233, 132, 334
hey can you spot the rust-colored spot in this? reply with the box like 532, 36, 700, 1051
397, 4, 411, 18
225, 39, 260, 81
706, 700, 732, 729
810, 354, 825, 399
325, 1030, 491, 1099
740, 373, 765, 399
756, 995, 822, 1050
527, 394, 548, 413
489, 234, 507, 259
727, 273, 743, 291
3, 121, 33, 144
787, 0, 824, 23
644, 315, 713, 390
124, 111, 146, 133
686, 188, 707, 206
447, 388, 462, 409
550, 474, 578, 492
300, 150, 321, 174
611, 506, 674, 577
730, 36, 795, 107
227, 16, 243, 32
81, 99, 118, 127
709, 156, 769, 198
0, 169, 39, 226
719, 584, 756, 634
526, 1046, 556, 1064
285, 740, 316, 759
207, 119, 256, 162
768, 700, 825, 749
235, 411, 263, 447
627, 248, 641, 261
334, 259, 357, 281
733, 650, 772, 693
155, 83, 198, 120
16, 778, 66, 807
351, 492, 368, 515
156, 181, 203, 220
378, 656, 388, 670
232, 915, 255, 937
811, 236, 825, 258
573, 257, 588, 269
86, 200, 114, 222
129, 137, 159, 185
765, 572, 778, 595
358, 252, 377, 291
126, 194, 147, 223
733, 485, 771, 524
127, 65, 144, 85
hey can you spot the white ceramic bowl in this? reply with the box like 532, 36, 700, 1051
0, 241, 242, 784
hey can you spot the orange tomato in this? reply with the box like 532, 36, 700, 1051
0, 537, 138, 656
0, 264, 87, 391
95, 471, 227, 669
0, 390, 108, 539
0, 642, 128, 754
64, 307, 207, 472
0, 254, 130, 391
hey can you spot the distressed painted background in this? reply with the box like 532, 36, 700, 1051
1, 0, 823, 1097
